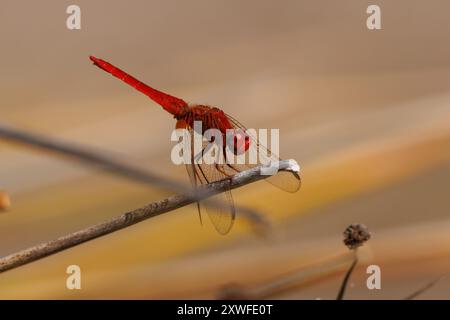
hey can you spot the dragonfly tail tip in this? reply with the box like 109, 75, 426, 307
89, 55, 100, 65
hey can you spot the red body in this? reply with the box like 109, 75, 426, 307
90, 56, 249, 153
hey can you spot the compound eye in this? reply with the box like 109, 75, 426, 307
228, 129, 250, 155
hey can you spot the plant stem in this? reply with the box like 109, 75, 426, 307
336, 252, 358, 300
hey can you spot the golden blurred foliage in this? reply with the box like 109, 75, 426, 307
0, 191, 11, 211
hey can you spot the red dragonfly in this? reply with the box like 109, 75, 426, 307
90, 56, 301, 234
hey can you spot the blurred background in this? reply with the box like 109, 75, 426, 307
1, 0, 450, 299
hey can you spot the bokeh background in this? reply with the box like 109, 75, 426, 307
1, 0, 450, 299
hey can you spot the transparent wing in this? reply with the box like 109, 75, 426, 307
184, 136, 203, 225
195, 161, 235, 235
184, 125, 235, 235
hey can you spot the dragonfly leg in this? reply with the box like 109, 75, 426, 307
215, 163, 233, 179
222, 146, 240, 174
226, 163, 240, 174
196, 163, 210, 183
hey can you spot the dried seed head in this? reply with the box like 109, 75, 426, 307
343, 223, 371, 249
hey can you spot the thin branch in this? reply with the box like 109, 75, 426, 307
0, 122, 183, 192
404, 276, 445, 300
336, 252, 358, 300
0, 160, 297, 273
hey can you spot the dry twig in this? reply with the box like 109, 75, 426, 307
405, 276, 445, 300
0, 159, 298, 273
0, 122, 184, 192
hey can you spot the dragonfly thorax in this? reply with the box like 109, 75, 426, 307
177, 105, 233, 133
176, 105, 250, 155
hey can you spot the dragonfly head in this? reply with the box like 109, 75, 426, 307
227, 128, 251, 155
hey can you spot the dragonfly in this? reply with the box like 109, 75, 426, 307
90, 56, 301, 234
